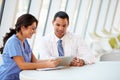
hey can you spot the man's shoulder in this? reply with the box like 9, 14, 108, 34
66, 31, 82, 39
43, 33, 53, 39
40, 33, 54, 42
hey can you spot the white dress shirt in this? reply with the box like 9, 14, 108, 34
38, 31, 95, 64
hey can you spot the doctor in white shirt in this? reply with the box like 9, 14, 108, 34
38, 11, 95, 66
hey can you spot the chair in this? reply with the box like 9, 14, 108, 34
108, 37, 119, 49
117, 34, 120, 42
102, 28, 112, 35
100, 53, 120, 61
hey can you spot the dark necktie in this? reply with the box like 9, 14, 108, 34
57, 40, 64, 56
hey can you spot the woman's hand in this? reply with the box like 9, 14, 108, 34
46, 58, 62, 68
70, 57, 85, 66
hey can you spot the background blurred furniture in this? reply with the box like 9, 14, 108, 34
108, 37, 119, 49
100, 53, 120, 61
117, 34, 120, 42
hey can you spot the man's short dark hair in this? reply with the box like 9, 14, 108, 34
53, 11, 69, 23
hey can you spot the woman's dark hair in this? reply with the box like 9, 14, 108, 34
0, 14, 38, 54
53, 11, 69, 23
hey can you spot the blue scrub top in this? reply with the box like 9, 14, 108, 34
0, 34, 32, 80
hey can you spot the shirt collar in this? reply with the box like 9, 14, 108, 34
53, 32, 65, 44
52, 31, 72, 43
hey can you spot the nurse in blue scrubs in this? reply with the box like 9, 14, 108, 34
0, 14, 61, 80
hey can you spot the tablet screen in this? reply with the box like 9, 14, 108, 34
58, 56, 74, 66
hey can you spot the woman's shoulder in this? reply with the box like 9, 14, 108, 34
6, 34, 20, 45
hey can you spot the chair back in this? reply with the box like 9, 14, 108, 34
117, 34, 120, 42
109, 37, 119, 49
100, 53, 120, 61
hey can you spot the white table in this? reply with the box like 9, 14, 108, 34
20, 61, 120, 80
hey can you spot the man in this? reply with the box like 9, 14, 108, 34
38, 11, 95, 66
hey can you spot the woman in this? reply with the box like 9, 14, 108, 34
0, 14, 61, 80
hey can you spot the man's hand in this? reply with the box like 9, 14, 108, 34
70, 57, 85, 66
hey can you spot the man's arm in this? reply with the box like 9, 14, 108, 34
37, 38, 51, 60
70, 57, 85, 66
70, 37, 95, 66
77, 37, 95, 64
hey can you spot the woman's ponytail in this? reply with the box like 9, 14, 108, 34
0, 28, 16, 54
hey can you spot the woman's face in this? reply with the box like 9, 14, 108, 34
22, 22, 37, 38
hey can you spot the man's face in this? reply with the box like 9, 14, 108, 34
52, 17, 69, 38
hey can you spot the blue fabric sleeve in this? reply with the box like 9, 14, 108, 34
7, 39, 23, 58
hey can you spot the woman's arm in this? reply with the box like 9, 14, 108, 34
31, 53, 38, 63
13, 55, 61, 70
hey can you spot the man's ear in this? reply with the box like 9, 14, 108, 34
67, 21, 69, 26
52, 20, 54, 25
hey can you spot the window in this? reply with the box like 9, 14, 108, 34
0, 0, 5, 25
14, 0, 31, 24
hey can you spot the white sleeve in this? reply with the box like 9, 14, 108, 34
36, 38, 52, 60
77, 37, 96, 64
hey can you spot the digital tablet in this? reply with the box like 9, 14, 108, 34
58, 56, 74, 66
